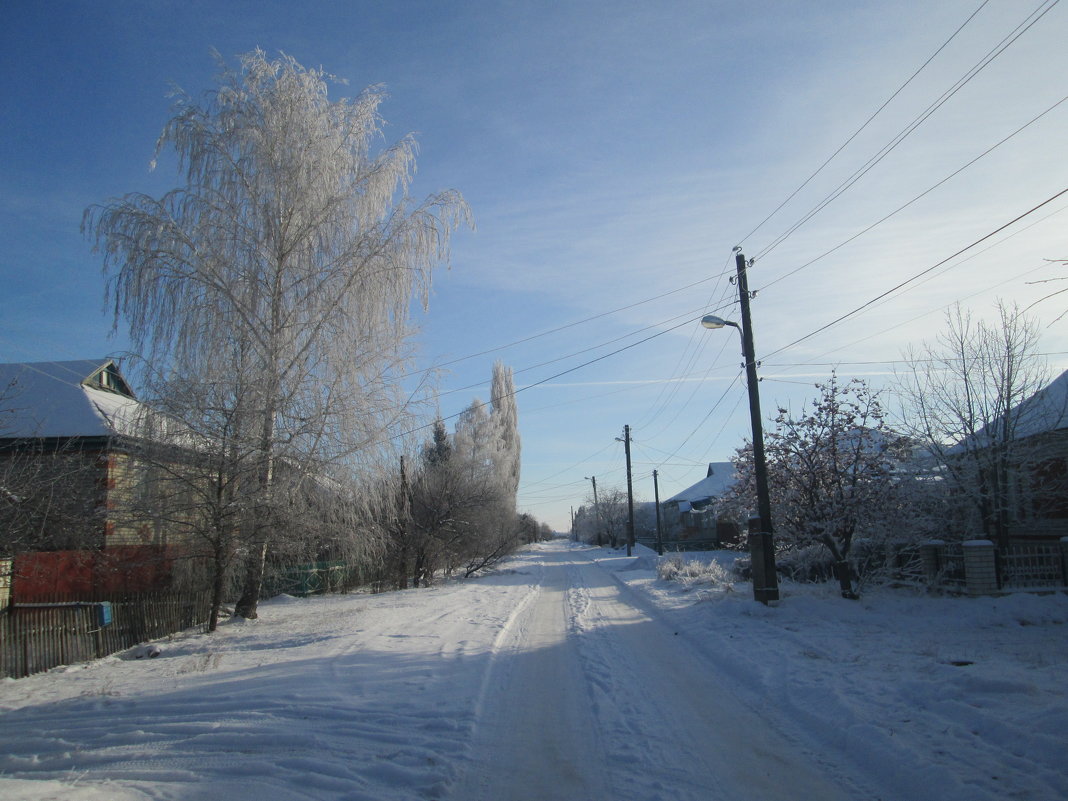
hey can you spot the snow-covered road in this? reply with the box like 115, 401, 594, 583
455, 545, 858, 801
2, 539, 1066, 800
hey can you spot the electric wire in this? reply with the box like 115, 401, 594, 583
395, 312, 711, 443
782, 252, 1068, 368
638, 370, 743, 473
408, 271, 731, 380
737, 0, 991, 249
756, 92, 1068, 293
761, 185, 1068, 361
634, 253, 739, 431
753, 0, 1059, 263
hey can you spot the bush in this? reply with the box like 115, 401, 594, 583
657, 555, 734, 586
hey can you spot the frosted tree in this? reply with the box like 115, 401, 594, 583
896, 302, 1051, 547
490, 361, 520, 506
85, 50, 469, 618
724, 376, 910, 598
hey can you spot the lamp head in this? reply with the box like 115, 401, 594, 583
701, 314, 738, 330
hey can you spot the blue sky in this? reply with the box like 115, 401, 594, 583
2, 1, 1067, 529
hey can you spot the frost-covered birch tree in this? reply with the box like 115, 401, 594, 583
84, 50, 469, 618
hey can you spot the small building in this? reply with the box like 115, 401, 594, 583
0, 359, 176, 599
977, 369, 1068, 541
660, 462, 743, 548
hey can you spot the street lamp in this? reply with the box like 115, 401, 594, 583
700, 315, 738, 331
702, 251, 780, 604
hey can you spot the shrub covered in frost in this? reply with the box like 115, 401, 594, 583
657, 555, 734, 586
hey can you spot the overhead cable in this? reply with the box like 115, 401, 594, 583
762, 185, 1068, 360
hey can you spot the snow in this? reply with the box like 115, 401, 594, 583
664, 461, 738, 507
0, 360, 141, 439
955, 368, 1068, 450
1009, 368, 1068, 439
1, 540, 1066, 800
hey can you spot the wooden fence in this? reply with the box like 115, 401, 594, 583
0, 590, 211, 679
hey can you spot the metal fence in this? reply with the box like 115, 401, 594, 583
999, 543, 1066, 589
0, 590, 211, 679
918, 539, 1068, 594
262, 560, 352, 597
635, 537, 723, 553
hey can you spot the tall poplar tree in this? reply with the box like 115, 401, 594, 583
490, 361, 520, 508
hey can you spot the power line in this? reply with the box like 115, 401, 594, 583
435, 302, 722, 400
762, 185, 1068, 360
764, 351, 1068, 369
412, 272, 729, 378
756, 92, 1068, 293
642, 370, 744, 472
396, 312, 710, 444
753, 0, 1059, 262
635, 253, 739, 431
738, 0, 991, 248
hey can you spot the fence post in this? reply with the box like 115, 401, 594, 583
921, 540, 944, 586
963, 540, 998, 596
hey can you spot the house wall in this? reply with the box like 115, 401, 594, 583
105, 451, 166, 547
0, 445, 107, 554
2, 443, 198, 600
11, 546, 179, 600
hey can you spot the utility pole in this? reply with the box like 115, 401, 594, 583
585, 475, 602, 547
397, 454, 411, 590
733, 250, 780, 604
653, 469, 664, 556
623, 425, 635, 557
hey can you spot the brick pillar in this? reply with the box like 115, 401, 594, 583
963, 539, 998, 596
921, 540, 945, 585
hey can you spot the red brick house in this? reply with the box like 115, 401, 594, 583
0, 359, 177, 600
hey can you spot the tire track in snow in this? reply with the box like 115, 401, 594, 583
564, 545, 862, 801
453, 547, 613, 801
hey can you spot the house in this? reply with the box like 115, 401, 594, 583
0, 359, 177, 599
943, 368, 1068, 544
991, 368, 1068, 540
660, 462, 743, 548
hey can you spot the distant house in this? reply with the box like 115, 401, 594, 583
0, 359, 176, 598
660, 462, 743, 548
979, 369, 1068, 541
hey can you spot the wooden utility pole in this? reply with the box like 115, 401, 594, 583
585, 475, 603, 547
623, 424, 635, 557
653, 469, 664, 556
733, 250, 779, 604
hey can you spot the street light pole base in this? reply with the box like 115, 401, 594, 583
748, 531, 780, 605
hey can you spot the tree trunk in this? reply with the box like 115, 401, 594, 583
833, 560, 859, 600
823, 534, 858, 600
207, 544, 228, 632
234, 541, 268, 619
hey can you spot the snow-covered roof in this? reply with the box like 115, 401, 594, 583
0, 359, 142, 440
1006, 368, 1068, 439
664, 462, 739, 508
960, 369, 1068, 450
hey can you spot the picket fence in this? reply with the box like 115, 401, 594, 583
0, 590, 211, 679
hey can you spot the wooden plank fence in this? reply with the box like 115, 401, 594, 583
0, 590, 211, 679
